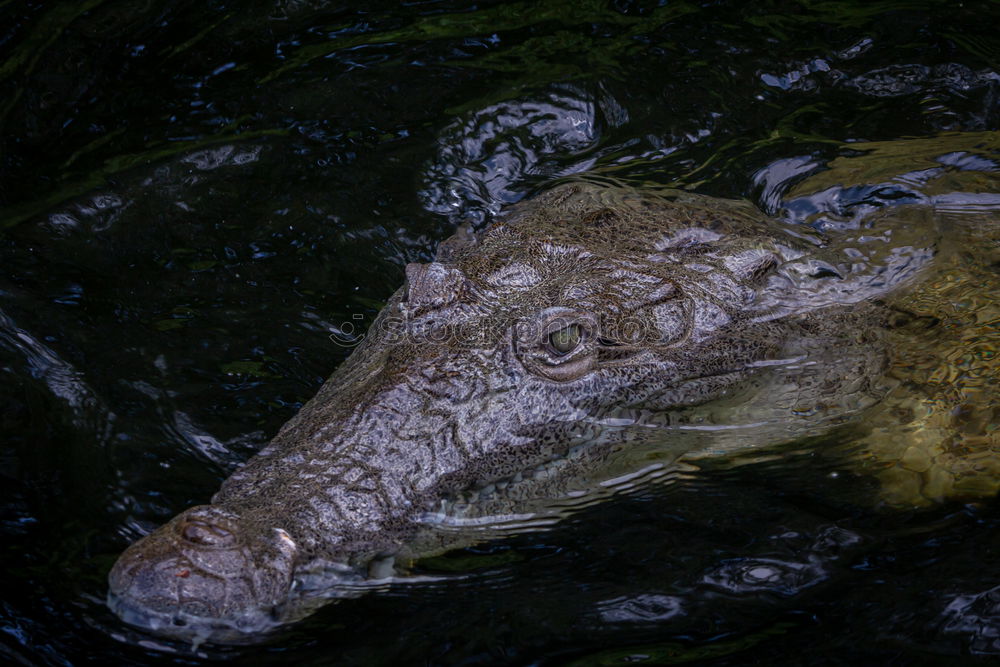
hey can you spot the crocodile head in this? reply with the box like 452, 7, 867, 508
108, 180, 894, 642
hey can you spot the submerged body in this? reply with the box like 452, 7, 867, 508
108, 178, 1000, 642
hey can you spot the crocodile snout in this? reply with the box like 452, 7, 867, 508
108, 505, 299, 641
177, 509, 239, 549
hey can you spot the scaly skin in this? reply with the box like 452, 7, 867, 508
107, 177, 995, 642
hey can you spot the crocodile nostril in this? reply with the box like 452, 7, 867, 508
179, 518, 236, 547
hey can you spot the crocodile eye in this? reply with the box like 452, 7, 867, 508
519, 309, 597, 382
547, 324, 582, 356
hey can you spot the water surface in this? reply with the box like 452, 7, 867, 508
1, 1, 999, 664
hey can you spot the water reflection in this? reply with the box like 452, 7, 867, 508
757, 133, 1000, 230
598, 594, 684, 624
0, 307, 112, 433
420, 86, 607, 225
701, 526, 861, 597
940, 584, 1000, 654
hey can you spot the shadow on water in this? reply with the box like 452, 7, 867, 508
1, 0, 1000, 664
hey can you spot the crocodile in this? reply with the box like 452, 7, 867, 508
107, 177, 1000, 643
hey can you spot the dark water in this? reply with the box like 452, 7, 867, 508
2, 1, 1000, 664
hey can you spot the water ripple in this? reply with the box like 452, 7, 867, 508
939, 584, 1000, 655
420, 86, 606, 226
